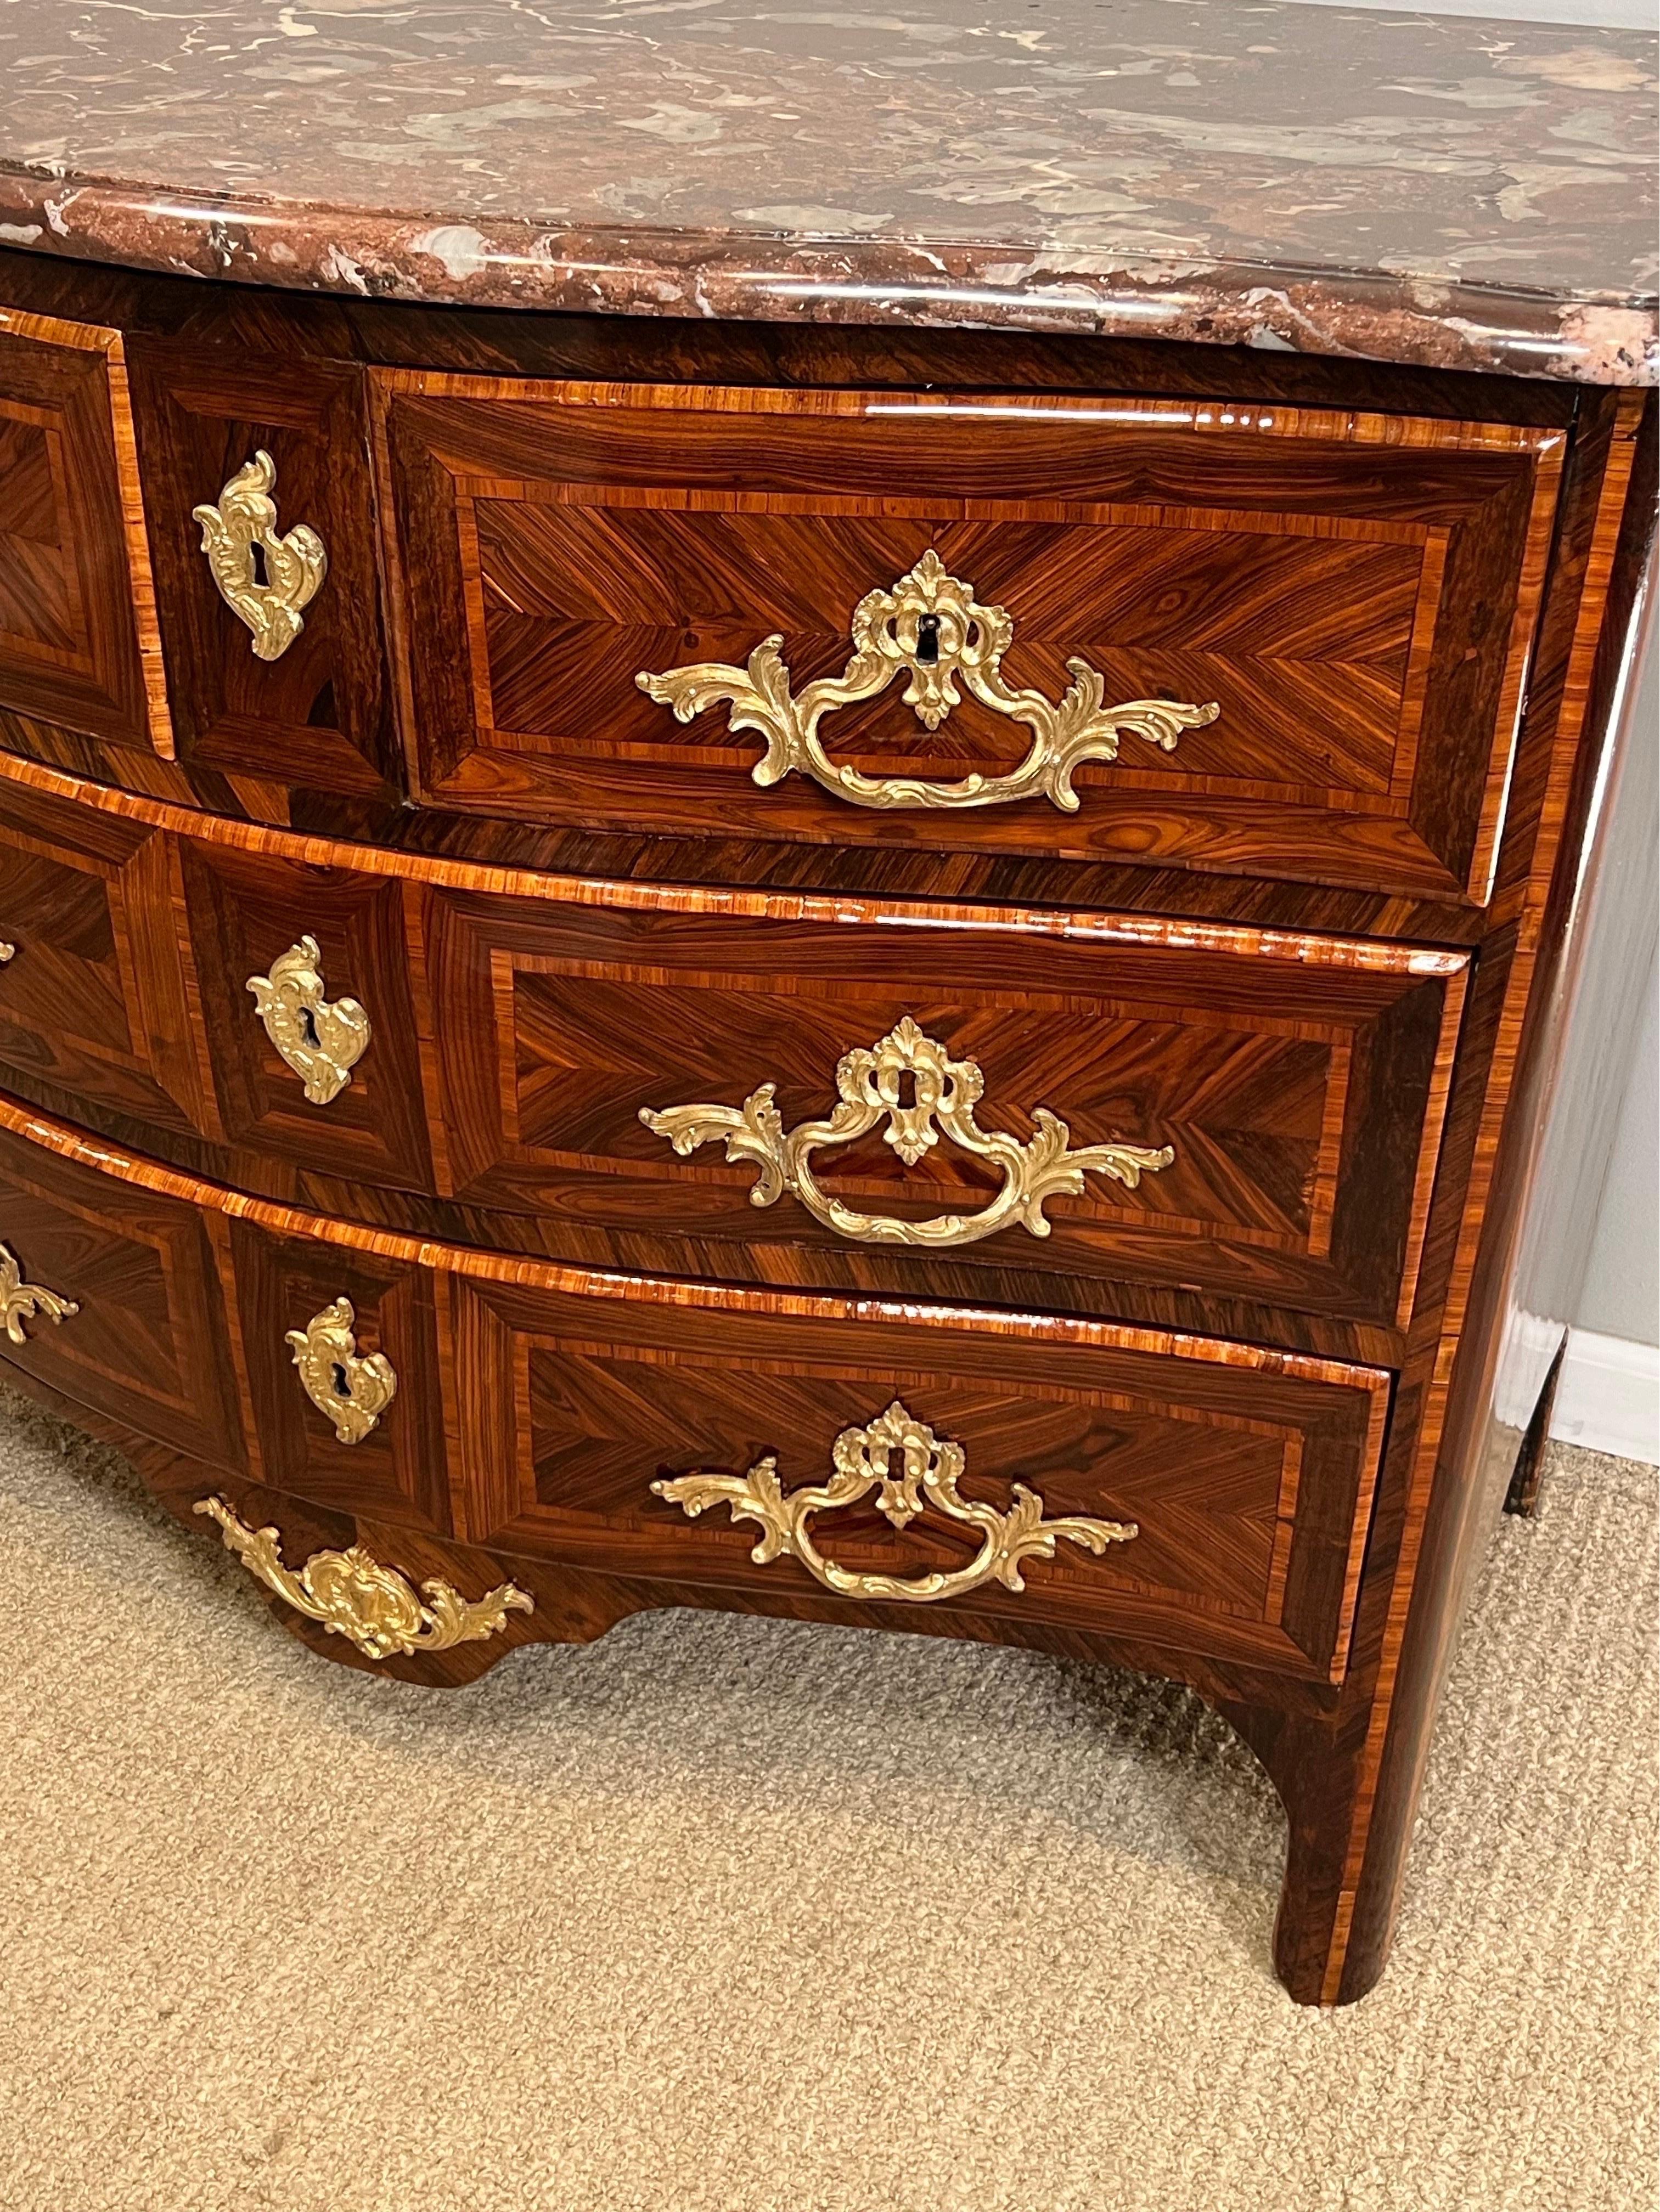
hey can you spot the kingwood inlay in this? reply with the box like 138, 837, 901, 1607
0, 26, 1650, 2014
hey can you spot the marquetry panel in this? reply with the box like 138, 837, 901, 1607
0, 1116, 241, 1466
0, 308, 168, 753
225, 1220, 450, 1535
179, 840, 433, 1193
423, 884, 1467, 1331
449, 1274, 1390, 1681
0, 776, 215, 1136
125, 342, 397, 795
375, 377, 1563, 902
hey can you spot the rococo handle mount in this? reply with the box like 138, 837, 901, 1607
652, 1398, 1139, 1605
641, 1014, 1173, 1248
637, 548, 1219, 813
0, 1240, 78, 1345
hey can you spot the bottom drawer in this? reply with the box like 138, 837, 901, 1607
0, 1097, 1389, 1685
447, 1277, 1389, 1685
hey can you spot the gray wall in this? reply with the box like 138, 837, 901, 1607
1558, 585, 1660, 1349
1579, 941, 1659, 1345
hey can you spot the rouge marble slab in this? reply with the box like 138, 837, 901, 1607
0, 0, 1654, 383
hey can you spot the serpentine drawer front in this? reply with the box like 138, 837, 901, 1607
0, 769, 1468, 1343
421, 879, 1468, 1336
0, 1099, 1389, 1686
0, 1114, 244, 1470
443, 1272, 1389, 1683
0, 772, 216, 1138
374, 375, 1563, 902
120, 346, 397, 798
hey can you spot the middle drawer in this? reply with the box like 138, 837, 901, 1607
168, 834, 1465, 1338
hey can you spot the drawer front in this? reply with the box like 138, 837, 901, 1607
0, 777, 216, 1137
0, 309, 167, 754
0, 1092, 1387, 1685
449, 1273, 1389, 1683
0, 776, 1466, 1340
0, 1114, 243, 1468
376, 377, 1562, 902
125, 344, 397, 796
179, 839, 434, 1193
425, 883, 1467, 1333
226, 1215, 452, 1537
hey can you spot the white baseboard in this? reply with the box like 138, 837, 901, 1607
1550, 1328, 1660, 1465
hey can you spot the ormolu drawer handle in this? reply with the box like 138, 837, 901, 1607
640, 1014, 1172, 1249
194, 1496, 533, 1660
246, 936, 370, 1106
652, 1398, 1137, 1606
193, 450, 327, 661
0, 1240, 78, 1344
637, 548, 1218, 813
286, 1297, 396, 1444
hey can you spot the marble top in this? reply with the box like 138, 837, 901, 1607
0, 0, 1654, 383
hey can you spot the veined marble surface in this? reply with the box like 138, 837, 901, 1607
0, 0, 1653, 382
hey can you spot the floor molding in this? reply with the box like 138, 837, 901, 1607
1550, 1328, 1660, 1465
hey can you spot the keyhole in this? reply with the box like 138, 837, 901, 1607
250, 540, 269, 590
297, 1005, 320, 1050
331, 1361, 352, 1400
894, 1070, 918, 1109
914, 613, 941, 665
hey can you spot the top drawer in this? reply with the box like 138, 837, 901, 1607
375, 378, 1563, 904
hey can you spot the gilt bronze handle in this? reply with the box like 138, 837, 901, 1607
652, 1399, 1138, 1606
637, 548, 1218, 812
640, 1014, 1172, 1249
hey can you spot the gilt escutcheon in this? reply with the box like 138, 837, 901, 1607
193, 449, 327, 661
246, 936, 370, 1106
285, 1297, 397, 1444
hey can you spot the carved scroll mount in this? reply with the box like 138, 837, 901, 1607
246, 936, 370, 1107
195, 1496, 533, 1660
637, 548, 1219, 814
641, 1014, 1173, 1249
652, 1399, 1138, 1606
193, 449, 327, 662
0, 1240, 78, 1346
285, 1297, 397, 1444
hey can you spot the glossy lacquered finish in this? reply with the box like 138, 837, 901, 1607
375, 376, 1563, 902
0, 246, 1651, 2013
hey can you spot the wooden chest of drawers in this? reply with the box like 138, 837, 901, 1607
0, 251, 1650, 2007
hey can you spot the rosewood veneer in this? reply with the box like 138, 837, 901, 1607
0, 235, 1651, 2008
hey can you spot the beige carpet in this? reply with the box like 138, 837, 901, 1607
0, 1383, 1653, 2212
